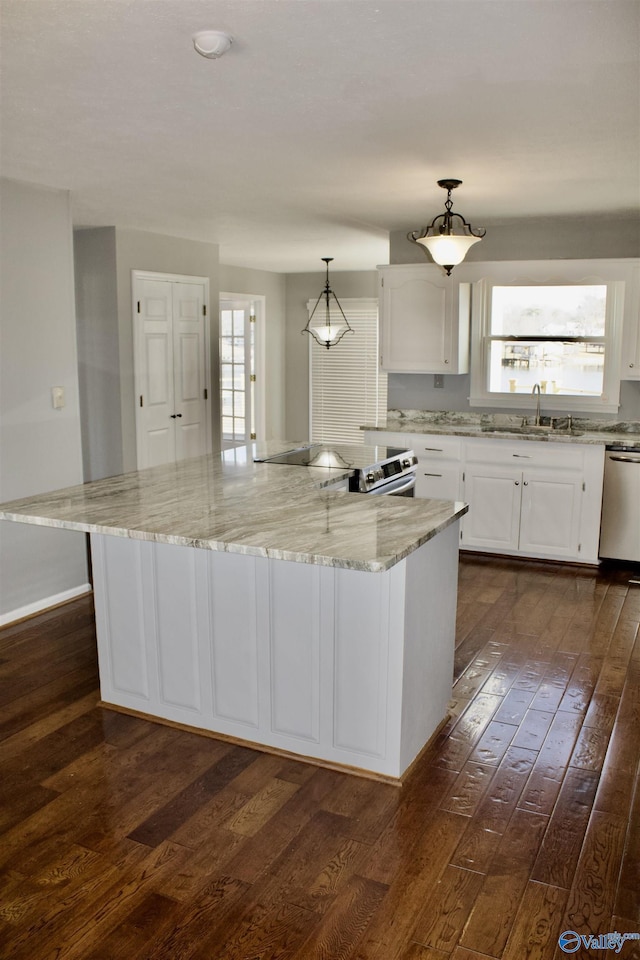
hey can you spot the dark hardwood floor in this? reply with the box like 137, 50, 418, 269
1, 553, 639, 959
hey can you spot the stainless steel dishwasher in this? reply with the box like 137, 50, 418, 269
599, 447, 640, 562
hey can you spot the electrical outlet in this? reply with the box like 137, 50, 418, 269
433, 374, 444, 388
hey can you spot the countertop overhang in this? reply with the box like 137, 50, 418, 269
0, 441, 467, 573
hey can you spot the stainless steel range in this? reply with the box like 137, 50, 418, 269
254, 444, 418, 496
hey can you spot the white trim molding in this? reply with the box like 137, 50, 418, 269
0, 583, 92, 627
467, 259, 639, 415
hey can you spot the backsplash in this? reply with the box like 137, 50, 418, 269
386, 409, 640, 436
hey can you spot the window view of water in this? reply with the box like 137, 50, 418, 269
488, 285, 607, 396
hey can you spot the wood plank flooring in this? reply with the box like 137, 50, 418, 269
1, 554, 639, 959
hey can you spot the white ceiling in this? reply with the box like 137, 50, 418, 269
1, 0, 639, 272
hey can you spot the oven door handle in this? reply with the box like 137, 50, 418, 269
368, 473, 416, 495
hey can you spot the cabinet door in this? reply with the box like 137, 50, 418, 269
519, 471, 582, 558
461, 467, 522, 551
414, 463, 461, 501
378, 265, 468, 374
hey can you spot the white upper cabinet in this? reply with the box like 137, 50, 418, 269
378, 264, 470, 374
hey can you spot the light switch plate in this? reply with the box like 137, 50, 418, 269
51, 386, 65, 409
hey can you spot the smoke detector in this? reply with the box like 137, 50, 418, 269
192, 30, 233, 59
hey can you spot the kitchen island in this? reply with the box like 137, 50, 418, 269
0, 442, 467, 781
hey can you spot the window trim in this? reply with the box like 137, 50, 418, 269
469, 261, 629, 414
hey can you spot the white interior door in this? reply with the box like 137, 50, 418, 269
134, 272, 210, 469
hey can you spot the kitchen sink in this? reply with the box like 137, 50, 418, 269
481, 424, 584, 437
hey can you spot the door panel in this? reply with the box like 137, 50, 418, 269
176, 334, 201, 401
146, 427, 174, 468
146, 334, 172, 406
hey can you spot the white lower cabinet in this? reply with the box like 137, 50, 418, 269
366, 430, 605, 564
462, 464, 582, 558
461, 439, 604, 563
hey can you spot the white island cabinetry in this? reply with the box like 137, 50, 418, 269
0, 443, 465, 782
378, 264, 470, 374
90, 524, 460, 781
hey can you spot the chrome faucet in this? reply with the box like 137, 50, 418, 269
531, 383, 541, 425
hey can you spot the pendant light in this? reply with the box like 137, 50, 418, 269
408, 179, 486, 275
303, 258, 353, 349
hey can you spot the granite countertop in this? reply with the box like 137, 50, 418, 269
0, 441, 467, 573
363, 410, 640, 449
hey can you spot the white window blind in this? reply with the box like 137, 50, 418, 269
308, 298, 387, 444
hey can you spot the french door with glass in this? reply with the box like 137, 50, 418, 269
220, 298, 257, 448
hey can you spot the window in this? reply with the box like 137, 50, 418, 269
470, 262, 629, 414
489, 284, 607, 396
309, 298, 387, 444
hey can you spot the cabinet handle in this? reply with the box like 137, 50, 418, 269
523, 481, 529, 486
512, 454, 532, 458
515, 481, 520, 485
170, 413, 183, 419
423, 447, 444, 452
423, 472, 443, 477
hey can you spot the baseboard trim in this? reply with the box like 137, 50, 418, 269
0, 583, 93, 627
97, 701, 405, 786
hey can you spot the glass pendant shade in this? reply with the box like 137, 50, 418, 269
409, 179, 485, 275
307, 320, 350, 348
303, 258, 353, 349
416, 233, 482, 267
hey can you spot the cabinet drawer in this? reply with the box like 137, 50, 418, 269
463, 438, 586, 470
415, 464, 461, 501
413, 435, 463, 462
364, 431, 461, 460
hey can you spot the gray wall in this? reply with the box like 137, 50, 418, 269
219, 264, 286, 440
74, 228, 123, 480
0, 179, 89, 620
388, 217, 640, 421
74, 227, 220, 478
285, 271, 378, 439
391, 217, 640, 265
